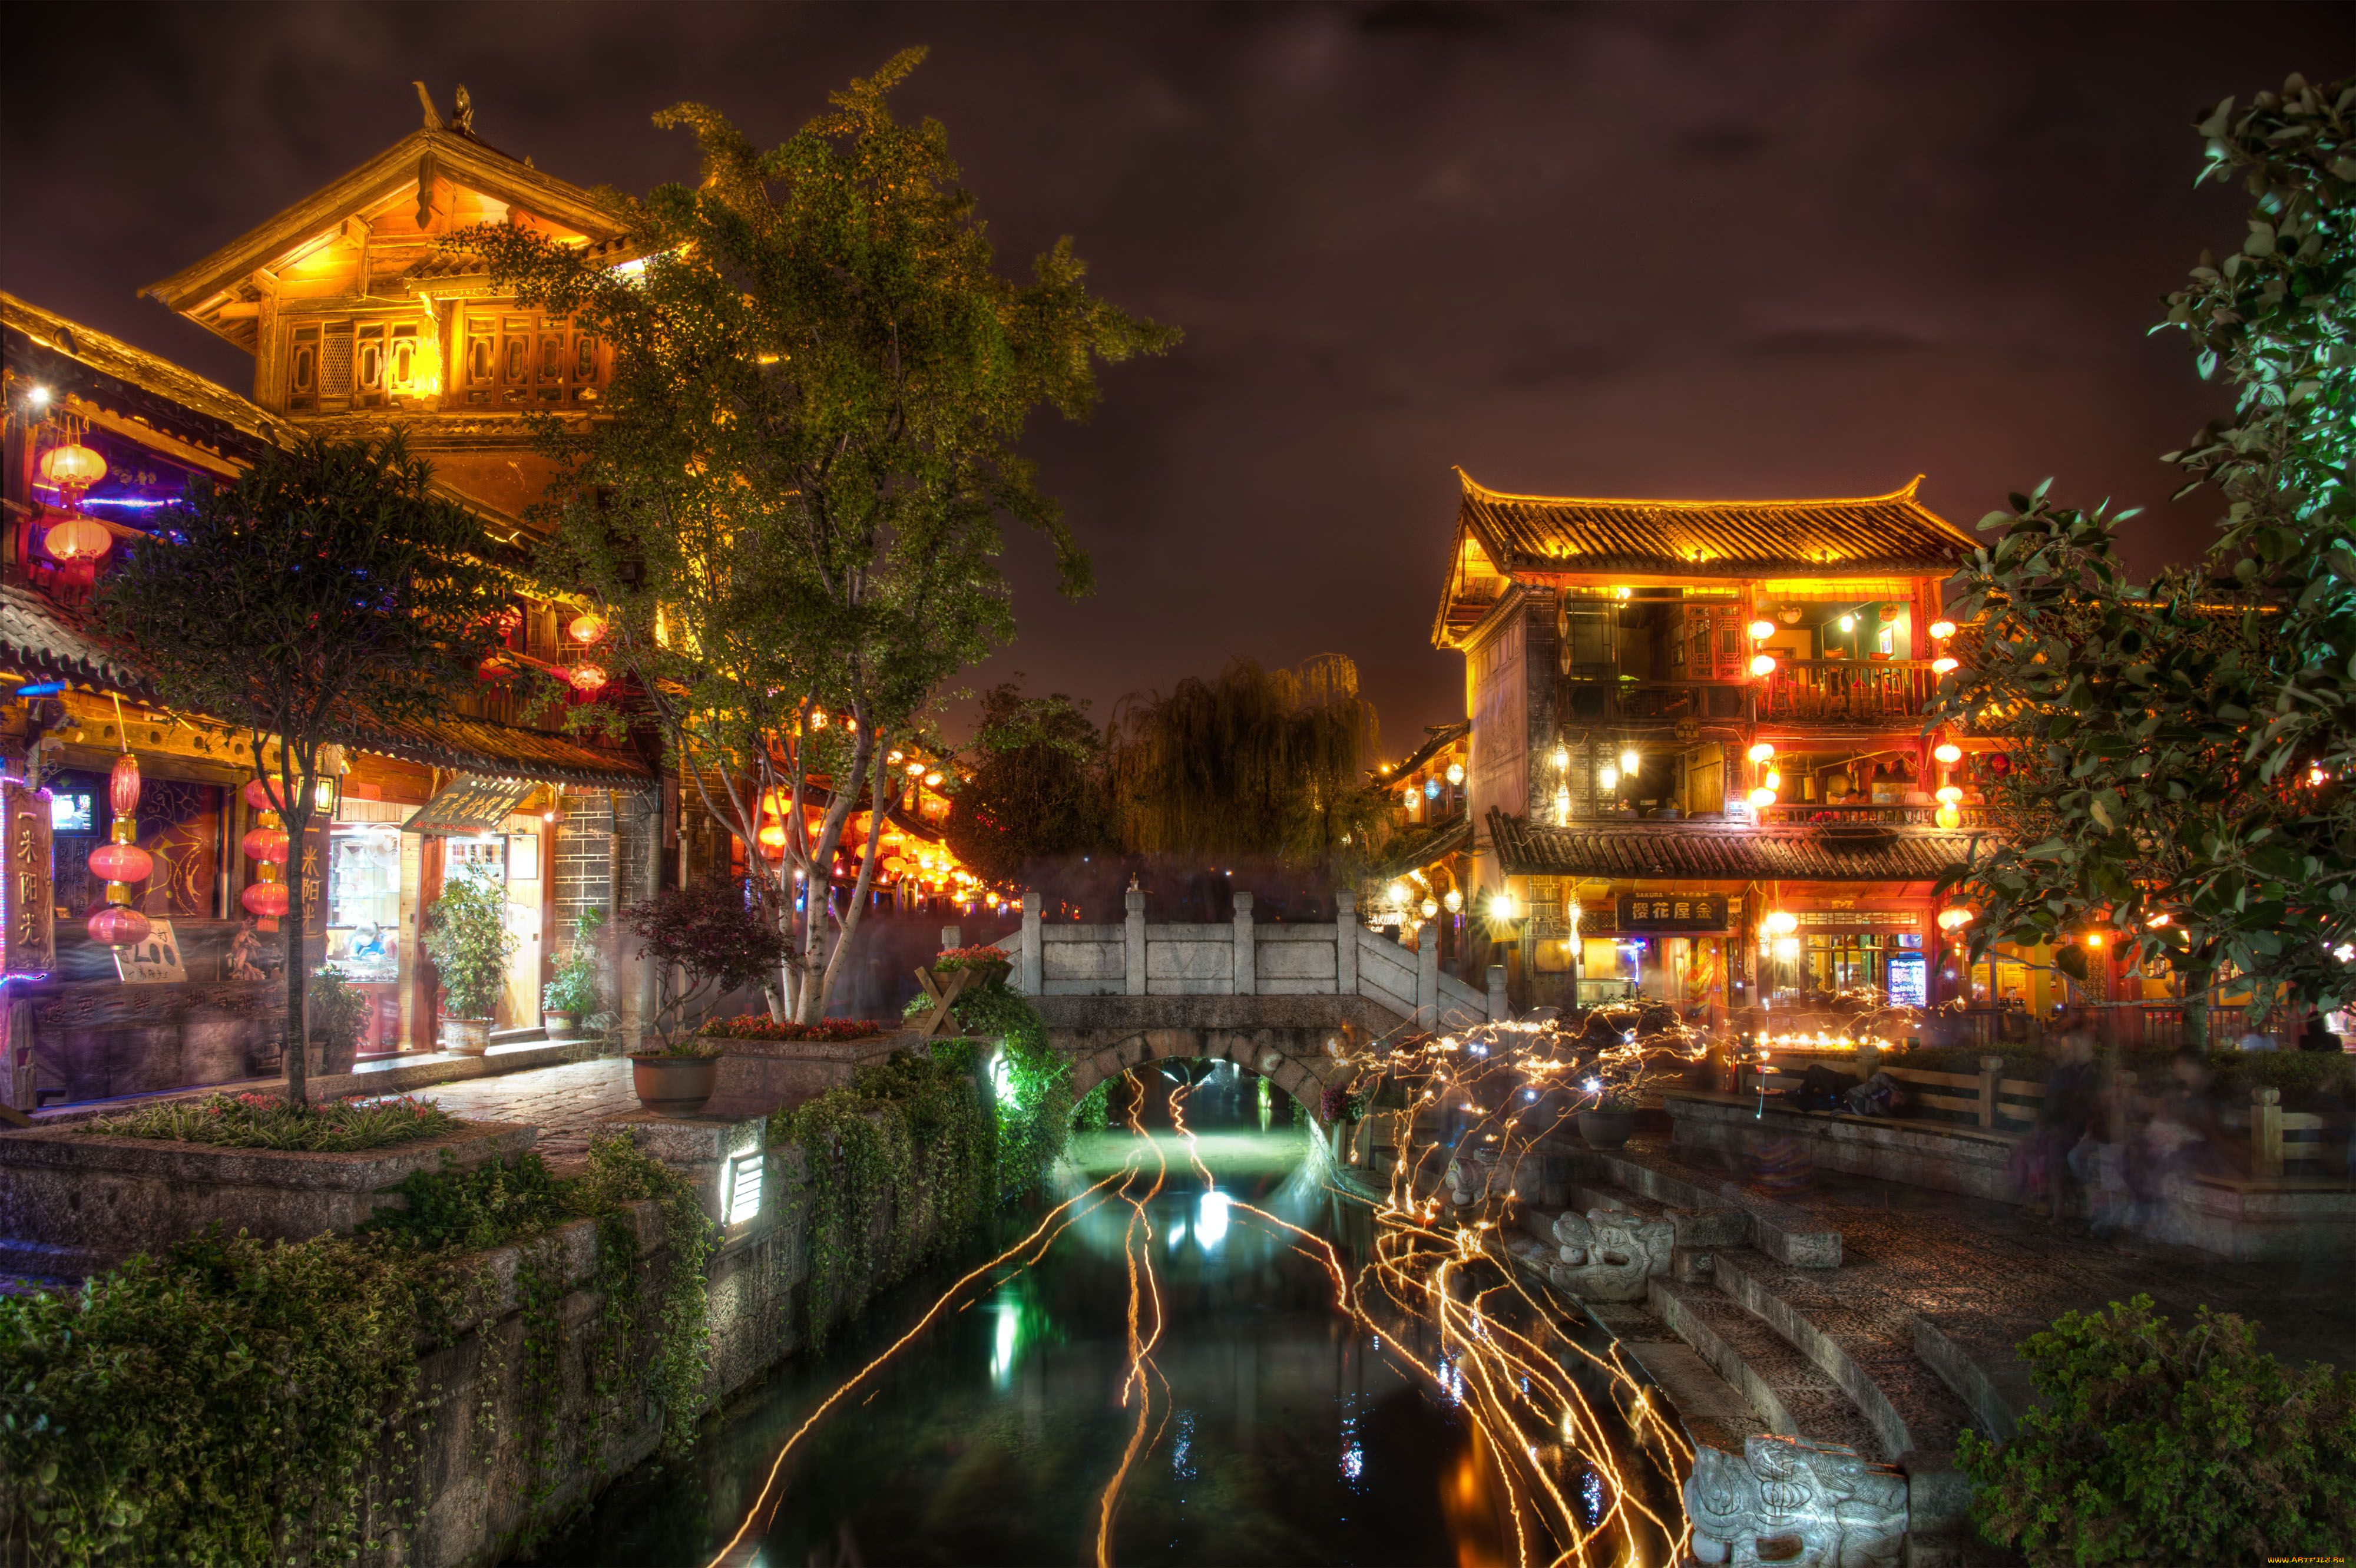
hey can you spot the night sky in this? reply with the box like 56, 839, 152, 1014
4, 4, 2347, 751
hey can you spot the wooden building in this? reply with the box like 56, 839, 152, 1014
1424, 468, 1985, 1030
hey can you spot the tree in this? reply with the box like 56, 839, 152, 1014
621, 877, 790, 1046
95, 435, 507, 1102
942, 682, 1112, 885
1933, 74, 2353, 1015
1107, 654, 1382, 869
468, 50, 1176, 1021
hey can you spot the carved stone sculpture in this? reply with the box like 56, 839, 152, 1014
1685, 1435, 1907, 1567
1547, 1207, 1675, 1301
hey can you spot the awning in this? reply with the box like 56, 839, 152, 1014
402, 774, 537, 835
1487, 807, 1977, 883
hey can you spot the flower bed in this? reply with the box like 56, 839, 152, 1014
698, 1014, 895, 1043
90, 1091, 465, 1153
930, 944, 1011, 972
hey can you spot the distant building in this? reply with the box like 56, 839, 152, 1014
1402, 467, 1984, 1025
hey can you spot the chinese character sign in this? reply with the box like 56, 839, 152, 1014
1616, 894, 1730, 933
2, 782, 54, 977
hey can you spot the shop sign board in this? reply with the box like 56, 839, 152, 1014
1887, 950, 1927, 1008
1617, 894, 1731, 934
114, 918, 188, 984
2, 782, 54, 977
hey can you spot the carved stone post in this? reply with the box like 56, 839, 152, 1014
1334, 890, 1358, 1000
1232, 891, 1256, 996
1019, 890, 1043, 997
1124, 887, 1146, 997
1487, 963, 1508, 1023
2252, 1086, 2284, 1177
939, 925, 961, 951
1977, 1055, 2003, 1129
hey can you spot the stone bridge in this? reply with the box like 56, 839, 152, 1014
991, 889, 1503, 1122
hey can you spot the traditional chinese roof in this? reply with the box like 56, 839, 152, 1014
1435, 469, 1974, 646
2, 292, 288, 461
0, 584, 650, 789
1381, 720, 1471, 783
1371, 812, 1471, 884
1487, 808, 1973, 884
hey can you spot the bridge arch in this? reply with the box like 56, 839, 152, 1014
1064, 1027, 1348, 1125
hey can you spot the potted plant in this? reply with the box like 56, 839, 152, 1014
621, 877, 789, 1114
307, 963, 369, 1076
422, 865, 515, 1055
1577, 1079, 1642, 1149
541, 908, 604, 1037
630, 1038, 724, 1117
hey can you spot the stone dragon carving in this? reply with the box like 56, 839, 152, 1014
1685, 1435, 1907, 1567
1547, 1207, 1675, 1301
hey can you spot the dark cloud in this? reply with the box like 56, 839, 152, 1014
1, 2, 2345, 749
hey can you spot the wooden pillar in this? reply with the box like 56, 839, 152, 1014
1977, 1054, 2003, 1129
411, 833, 444, 1052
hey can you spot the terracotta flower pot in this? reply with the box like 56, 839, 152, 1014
631, 1053, 720, 1118
1578, 1109, 1637, 1149
440, 1017, 493, 1056
544, 1010, 578, 1038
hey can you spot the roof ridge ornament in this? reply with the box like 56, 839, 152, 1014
411, 82, 476, 137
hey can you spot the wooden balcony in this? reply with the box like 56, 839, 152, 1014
1756, 659, 1935, 725
1554, 677, 1749, 725
1752, 802, 1999, 830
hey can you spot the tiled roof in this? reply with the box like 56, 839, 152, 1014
1487, 808, 1974, 883
0, 584, 650, 789
1382, 720, 1471, 782
1371, 812, 1471, 882
2, 292, 287, 455
1452, 469, 1975, 580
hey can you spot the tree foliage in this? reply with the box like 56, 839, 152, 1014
620, 877, 790, 1046
1958, 1295, 2356, 1564
1933, 75, 2354, 1010
94, 435, 507, 1101
1108, 654, 1382, 869
466, 50, 1175, 1020
942, 682, 1112, 884
421, 865, 517, 1021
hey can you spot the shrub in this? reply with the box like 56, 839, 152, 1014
931, 944, 1011, 972
1958, 1295, 2356, 1565
90, 1090, 465, 1153
621, 878, 789, 1044
307, 964, 369, 1061
541, 908, 606, 1018
946, 980, 1072, 1196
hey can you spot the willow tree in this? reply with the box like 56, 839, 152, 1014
470, 51, 1175, 1020
1933, 75, 2352, 1015
1108, 654, 1381, 868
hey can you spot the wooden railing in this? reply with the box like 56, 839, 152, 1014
1752, 802, 2000, 829
1756, 659, 1935, 724
1740, 1060, 2331, 1177
1554, 677, 1748, 725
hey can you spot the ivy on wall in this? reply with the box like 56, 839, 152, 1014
773, 1043, 995, 1346
0, 1135, 713, 1566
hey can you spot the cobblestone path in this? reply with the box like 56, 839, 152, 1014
404, 1057, 641, 1169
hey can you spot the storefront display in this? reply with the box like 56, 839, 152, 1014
326, 821, 402, 1052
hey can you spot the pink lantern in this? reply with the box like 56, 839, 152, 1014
110, 754, 142, 818
88, 842, 154, 884
241, 881, 289, 922
243, 778, 287, 813
85, 905, 151, 948
240, 827, 290, 865
569, 663, 609, 694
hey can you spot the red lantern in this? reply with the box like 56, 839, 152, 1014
241, 881, 289, 920
88, 842, 154, 884
110, 754, 142, 818
241, 827, 290, 865
85, 905, 151, 948
43, 515, 111, 565
243, 778, 287, 813
569, 663, 608, 694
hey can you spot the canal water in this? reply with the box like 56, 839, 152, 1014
540, 1063, 1681, 1566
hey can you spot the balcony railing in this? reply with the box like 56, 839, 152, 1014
1756, 659, 1935, 725
1555, 678, 1749, 725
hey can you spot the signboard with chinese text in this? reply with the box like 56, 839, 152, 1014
1887, 951, 1927, 1008
2, 782, 54, 977
114, 918, 188, 984
1616, 894, 1732, 934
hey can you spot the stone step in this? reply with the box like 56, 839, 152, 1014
1649, 1271, 1885, 1461
1914, 1311, 2044, 1443
1581, 1299, 1769, 1455
1580, 1140, 1843, 1267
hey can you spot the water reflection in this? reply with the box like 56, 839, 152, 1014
535, 1069, 1672, 1567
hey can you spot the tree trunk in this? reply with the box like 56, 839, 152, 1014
282, 795, 313, 1106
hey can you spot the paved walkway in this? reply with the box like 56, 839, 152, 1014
403, 1057, 643, 1169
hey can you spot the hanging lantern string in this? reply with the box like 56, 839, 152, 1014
110, 692, 130, 754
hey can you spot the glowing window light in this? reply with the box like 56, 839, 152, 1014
1597, 765, 1619, 792
1617, 747, 1640, 776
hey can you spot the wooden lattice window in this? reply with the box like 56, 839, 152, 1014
1682, 604, 1746, 680
287, 325, 320, 410
460, 309, 607, 408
